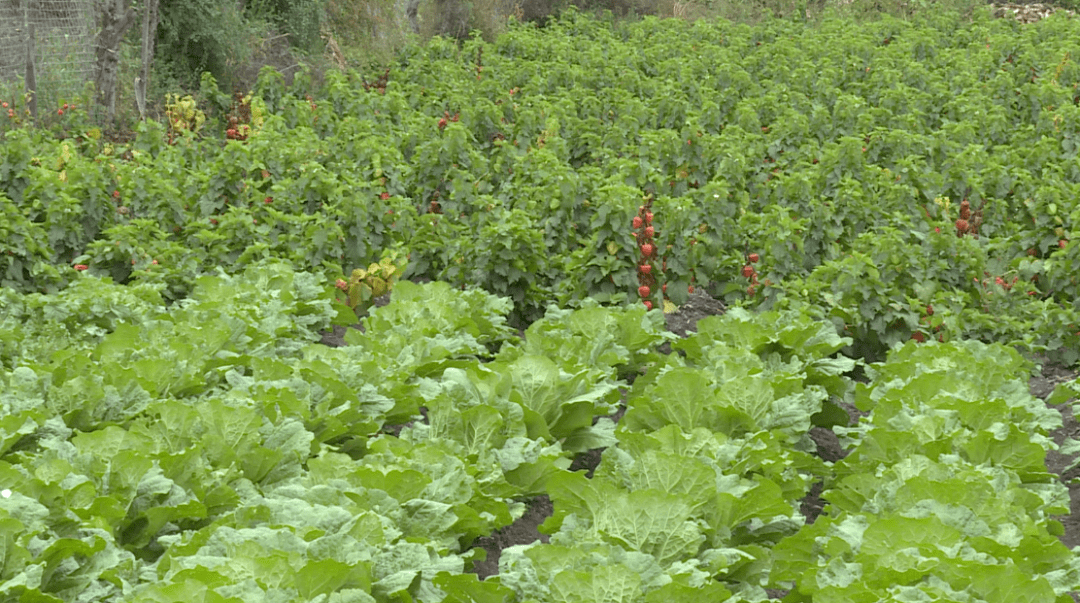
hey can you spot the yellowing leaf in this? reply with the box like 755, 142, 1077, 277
370, 276, 387, 297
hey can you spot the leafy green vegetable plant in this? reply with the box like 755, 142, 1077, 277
337, 250, 407, 316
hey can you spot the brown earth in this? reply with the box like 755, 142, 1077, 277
470, 495, 555, 580
1037, 358, 1080, 560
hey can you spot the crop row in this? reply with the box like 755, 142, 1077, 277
3, 261, 1078, 601
774, 341, 1080, 602
1, 9, 1079, 362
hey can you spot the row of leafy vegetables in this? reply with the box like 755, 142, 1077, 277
2, 260, 1079, 601
2, 8, 1080, 362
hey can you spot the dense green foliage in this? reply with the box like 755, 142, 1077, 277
2, 263, 1079, 601
3, 8, 1080, 358
3, 8, 1080, 601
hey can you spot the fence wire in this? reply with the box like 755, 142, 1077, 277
0, 0, 96, 111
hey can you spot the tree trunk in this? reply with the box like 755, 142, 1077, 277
134, 0, 159, 120
93, 0, 136, 123
25, 23, 37, 122
406, 0, 420, 34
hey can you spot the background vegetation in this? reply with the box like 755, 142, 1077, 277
38, 0, 1069, 136
2, 7, 1079, 600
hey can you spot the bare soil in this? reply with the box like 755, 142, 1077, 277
1037, 359, 1080, 550
470, 495, 555, 580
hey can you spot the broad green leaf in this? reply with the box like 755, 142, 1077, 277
460, 404, 509, 456
433, 572, 516, 603
506, 355, 620, 441
353, 467, 430, 503
0, 411, 44, 457
295, 558, 356, 599
967, 562, 1057, 603
703, 478, 794, 536
960, 425, 1049, 476
549, 565, 642, 603
0, 515, 32, 581
198, 400, 263, 470
643, 575, 731, 602
622, 367, 755, 435
595, 449, 716, 512
129, 574, 244, 603
595, 490, 703, 565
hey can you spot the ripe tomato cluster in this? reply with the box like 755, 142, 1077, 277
633, 201, 658, 310
954, 198, 984, 238
361, 68, 390, 95
437, 111, 460, 131
741, 251, 761, 296
225, 116, 246, 140
225, 92, 254, 141
913, 304, 944, 343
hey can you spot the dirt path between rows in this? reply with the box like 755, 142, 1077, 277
1038, 359, 1080, 582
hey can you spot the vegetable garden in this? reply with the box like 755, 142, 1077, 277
2, 6, 1080, 602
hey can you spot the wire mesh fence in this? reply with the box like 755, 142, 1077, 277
0, 0, 96, 114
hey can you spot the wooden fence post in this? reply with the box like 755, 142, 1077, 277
134, 0, 159, 120
25, 20, 36, 122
